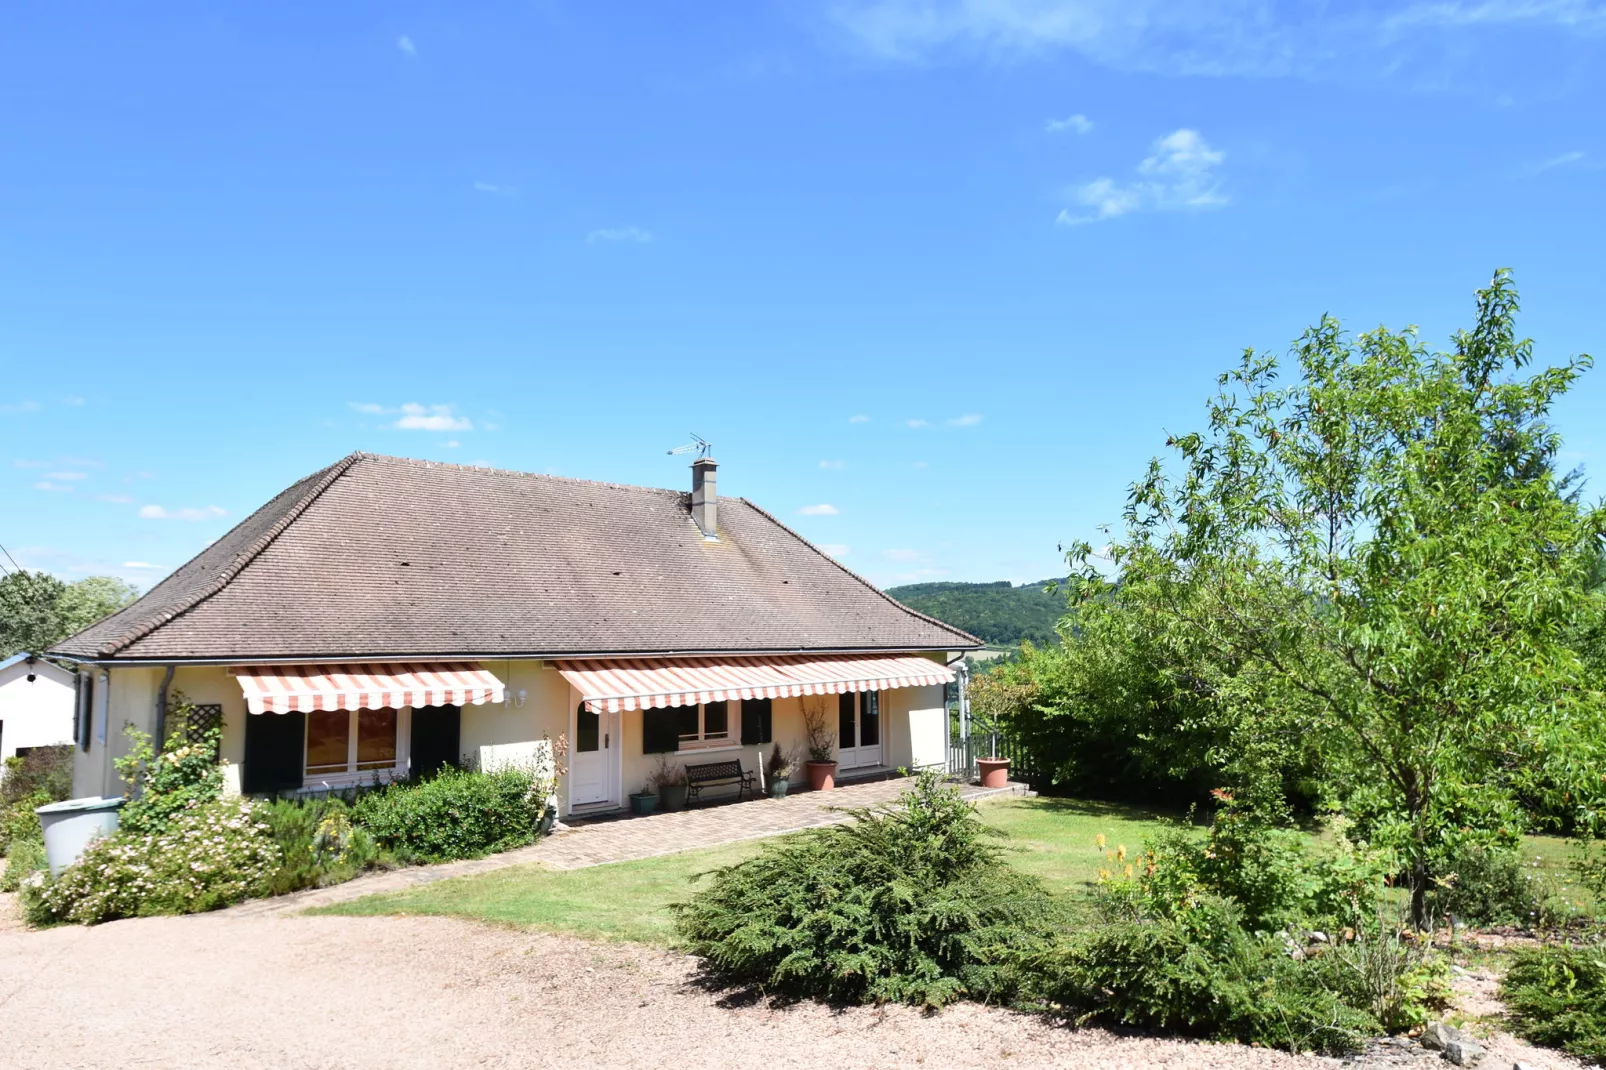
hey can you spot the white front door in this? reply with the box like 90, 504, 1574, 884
836, 691, 883, 769
569, 703, 618, 807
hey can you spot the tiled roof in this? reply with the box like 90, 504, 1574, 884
52, 453, 979, 661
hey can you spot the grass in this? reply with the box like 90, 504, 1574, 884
318, 795, 1172, 942
319, 838, 765, 945
319, 795, 1598, 946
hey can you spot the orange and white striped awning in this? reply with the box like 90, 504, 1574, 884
232, 662, 505, 714
556, 653, 954, 713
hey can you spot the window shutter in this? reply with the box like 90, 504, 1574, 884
740, 699, 773, 745
78, 674, 94, 752
243, 711, 307, 795
642, 707, 680, 754
410, 704, 461, 777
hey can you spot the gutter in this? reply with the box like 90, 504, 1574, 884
50, 643, 985, 668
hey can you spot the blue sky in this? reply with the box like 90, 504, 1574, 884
2, 1, 1604, 591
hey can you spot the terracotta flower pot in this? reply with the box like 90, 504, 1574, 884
976, 757, 1010, 789
805, 760, 837, 792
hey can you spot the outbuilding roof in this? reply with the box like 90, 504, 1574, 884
52, 453, 979, 662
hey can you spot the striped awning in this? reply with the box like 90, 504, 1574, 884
556, 653, 954, 714
232, 662, 504, 714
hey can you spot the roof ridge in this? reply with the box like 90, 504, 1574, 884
93, 452, 364, 657
354, 452, 688, 499
733, 499, 983, 648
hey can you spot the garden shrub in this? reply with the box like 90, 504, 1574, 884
351, 766, 542, 862
1427, 843, 1555, 927
31, 796, 280, 924
1026, 894, 1380, 1054
261, 796, 389, 894
1501, 944, 1606, 1060
673, 771, 1058, 1007
114, 724, 224, 836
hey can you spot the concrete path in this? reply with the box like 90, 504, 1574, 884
228, 775, 1027, 916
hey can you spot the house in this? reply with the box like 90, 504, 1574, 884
50, 453, 980, 813
0, 654, 77, 776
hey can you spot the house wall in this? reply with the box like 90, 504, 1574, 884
0, 660, 76, 773
70, 666, 162, 800
71, 655, 955, 813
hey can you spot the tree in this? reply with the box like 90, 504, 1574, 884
1068, 271, 1606, 922
0, 571, 139, 658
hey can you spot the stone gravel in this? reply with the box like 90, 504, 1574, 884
0, 908, 1324, 1070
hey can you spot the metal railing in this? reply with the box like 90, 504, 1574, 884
947, 731, 1041, 784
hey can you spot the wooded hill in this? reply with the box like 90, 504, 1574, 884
883, 580, 1066, 648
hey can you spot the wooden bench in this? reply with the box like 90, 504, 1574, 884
684, 759, 756, 805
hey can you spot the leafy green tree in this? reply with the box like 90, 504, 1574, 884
0, 570, 138, 658
1067, 271, 1606, 922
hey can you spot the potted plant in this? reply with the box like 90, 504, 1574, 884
976, 752, 1010, 789
765, 746, 798, 799
802, 699, 837, 791
653, 755, 689, 812
628, 781, 659, 815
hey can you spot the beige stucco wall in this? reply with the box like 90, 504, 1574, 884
71, 657, 954, 813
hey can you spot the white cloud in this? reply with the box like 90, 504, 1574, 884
587, 226, 653, 244
62, 395, 85, 406
828, 0, 1606, 78
1528, 150, 1586, 173
817, 543, 851, 558
353, 402, 473, 431
797, 503, 841, 516
0, 400, 41, 413
139, 504, 227, 521
819, 460, 847, 469
1046, 113, 1093, 134
473, 181, 516, 195
906, 418, 930, 428
34, 481, 74, 493
1058, 128, 1226, 225
395, 403, 472, 432
444, 440, 461, 448
881, 548, 926, 562
397, 35, 417, 57
947, 413, 983, 427
849, 414, 871, 423
913, 460, 929, 469
43, 470, 89, 480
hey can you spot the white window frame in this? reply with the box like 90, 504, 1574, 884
301, 706, 412, 789
677, 701, 736, 752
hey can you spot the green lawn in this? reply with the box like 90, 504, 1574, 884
318, 796, 1171, 943
318, 796, 1594, 944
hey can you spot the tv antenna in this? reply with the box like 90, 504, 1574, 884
667, 433, 712, 459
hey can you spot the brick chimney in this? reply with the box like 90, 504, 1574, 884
691, 456, 718, 538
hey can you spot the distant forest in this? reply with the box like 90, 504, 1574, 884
883, 580, 1067, 648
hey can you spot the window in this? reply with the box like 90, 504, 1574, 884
304, 707, 405, 779
677, 701, 732, 748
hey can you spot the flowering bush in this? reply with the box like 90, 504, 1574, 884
114, 718, 225, 836
30, 796, 280, 924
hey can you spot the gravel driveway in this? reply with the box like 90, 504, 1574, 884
0, 903, 1320, 1070
0, 893, 1581, 1070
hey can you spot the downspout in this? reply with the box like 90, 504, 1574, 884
154, 664, 176, 753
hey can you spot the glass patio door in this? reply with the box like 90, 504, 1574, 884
836, 691, 882, 769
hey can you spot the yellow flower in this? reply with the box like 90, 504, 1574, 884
1124, 864, 1134, 879
1117, 844, 1127, 863
1095, 834, 1106, 849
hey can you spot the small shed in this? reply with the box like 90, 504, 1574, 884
0, 654, 76, 773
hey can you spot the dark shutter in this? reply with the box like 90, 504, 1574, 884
642, 707, 681, 754
71, 673, 81, 746
740, 699, 773, 745
78, 674, 94, 752
243, 711, 306, 794
410, 703, 461, 777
